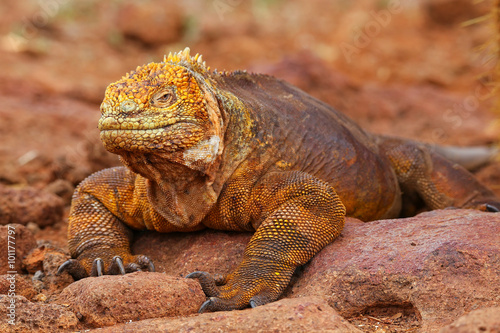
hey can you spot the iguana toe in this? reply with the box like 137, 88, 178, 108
108, 256, 126, 275
467, 200, 500, 212
190, 288, 280, 313
186, 271, 221, 297
133, 254, 156, 272
90, 258, 105, 276
57, 253, 155, 280
196, 297, 248, 313
485, 203, 500, 212
57, 259, 88, 280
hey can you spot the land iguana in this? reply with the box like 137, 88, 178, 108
58, 48, 500, 313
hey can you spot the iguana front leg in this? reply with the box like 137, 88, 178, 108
58, 167, 158, 279
188, 171, 346, 312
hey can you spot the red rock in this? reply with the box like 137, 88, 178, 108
0, 224, 37, 274
0, 274, 37, 300
23, 243, 74, 294
440, 307, 500, 332
287, 209, 500, 332
0, 295, 78, 332
132, 229, 252, 277
88, 297, 362, 332
0, 185, 64, 227
22, 245, 47, 274
57, 272, 205, 327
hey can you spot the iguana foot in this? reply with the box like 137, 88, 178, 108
57, 253, 155, 280
465, 199, 500, 213
444, 202, 500, 212
478, 202, 500, 212
186, 256, 295, 313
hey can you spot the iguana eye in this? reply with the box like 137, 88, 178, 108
152, 88, 176, 107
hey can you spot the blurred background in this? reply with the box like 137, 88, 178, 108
0, 0, 499, 194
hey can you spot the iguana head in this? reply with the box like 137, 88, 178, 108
99, 48, 224, 173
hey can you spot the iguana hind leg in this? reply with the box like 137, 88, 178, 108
188, 171, 346, 312
378, 137, 500, 212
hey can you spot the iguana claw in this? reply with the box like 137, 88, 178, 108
57, 254, 155, 280
57, 259, 88, 280
198, 299, 214, 313
91, 258, 104, 276
194, 296, 242, 313
196, 296, 262, 313
486, 203, 500, 212
132, 255, 156, 273
109, 256, 126, 275
56, 259, 73, 275
189, 291, 269, 313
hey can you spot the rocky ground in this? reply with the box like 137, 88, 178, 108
1, 0, 500, 332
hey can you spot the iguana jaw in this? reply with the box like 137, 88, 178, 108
99, 101, 222, 176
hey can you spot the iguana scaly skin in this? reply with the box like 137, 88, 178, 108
59, 48, 500, 312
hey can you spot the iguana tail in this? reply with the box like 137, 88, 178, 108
427, 144, 498, 170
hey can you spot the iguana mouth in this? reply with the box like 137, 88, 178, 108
98, 116, 192, 132
99, 121, 204, 154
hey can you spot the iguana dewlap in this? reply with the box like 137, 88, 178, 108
58, 48, 500, 313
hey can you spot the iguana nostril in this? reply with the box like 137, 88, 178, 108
100, 101, 111, 114
120, 99, 138, 113
98, 116, 119, 130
